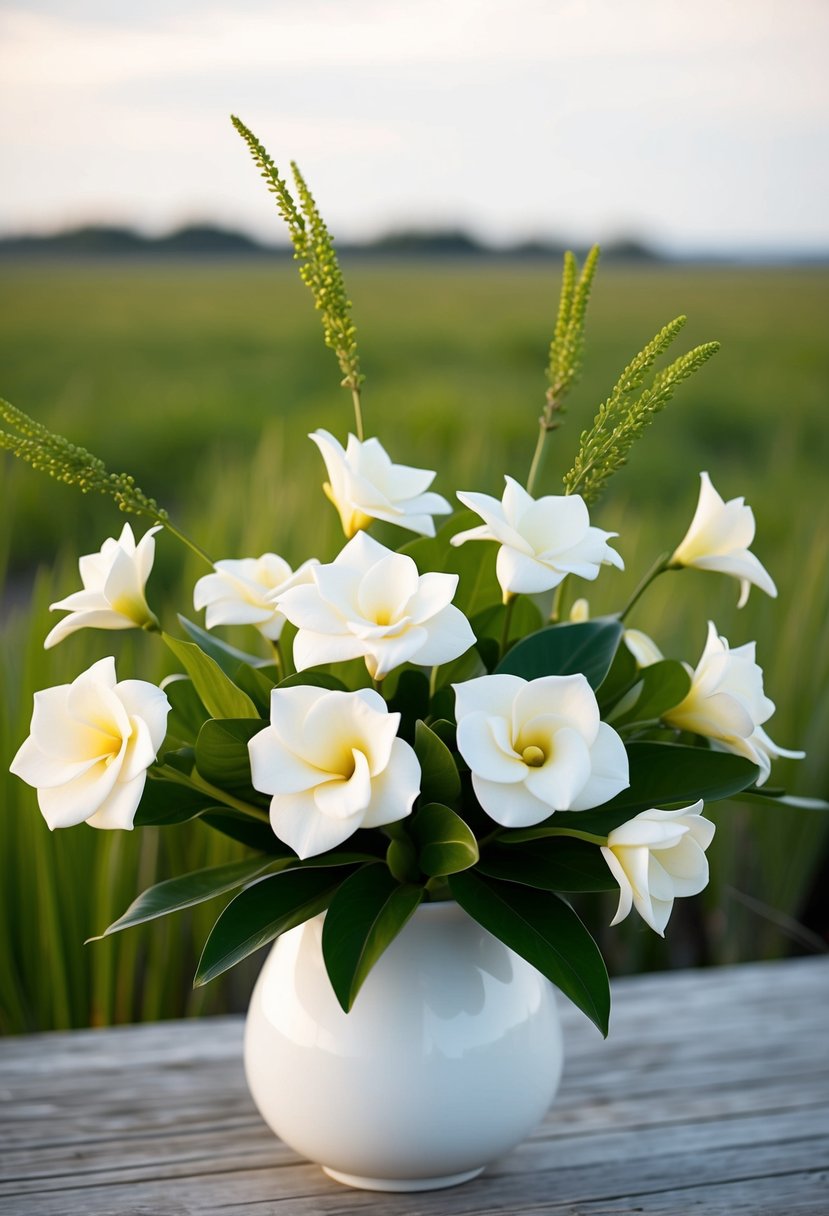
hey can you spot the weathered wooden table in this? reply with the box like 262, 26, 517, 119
1, 956, 827, 1215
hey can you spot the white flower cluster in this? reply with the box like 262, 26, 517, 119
10, 430, 802, 937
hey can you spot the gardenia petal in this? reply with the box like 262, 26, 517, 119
10, 658, 169, 831
310, 429, 451, 538
568, 724, 632, 811
248, 686, 420, 859
45, 524, 160, 649
671, 472, 777, 607
601, 802, 714, 936
662, 622, 803, 785
278, 532, 474, 680
454, 672, 629, 826
624, 629, 664, 668
194, 555, 318, 641
453, 476, 622, 601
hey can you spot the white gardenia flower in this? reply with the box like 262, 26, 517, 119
601, 801, 715, 936
662, 621, 804, 785
569, 598, 663, 668
10, 656, 169, 831
623, 629, 664, 669
45, 523, 160, 649
276, 532, 475, 680
193, 554, 318, 641
670, 471, 777, 608
248, 685, 421, 858
310, 429, 451, 538
451, 476, 623, 602
453, 673, 629, 827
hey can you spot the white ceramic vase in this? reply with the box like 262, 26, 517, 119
244, 899, 564, 1192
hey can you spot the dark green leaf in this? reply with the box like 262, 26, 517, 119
596, 637, 638, 713
386, 835, 420, 883
195, 718, 265, 795
478, 838, 616, 891
414, 720, 462, 806
232, 663, 277, 715
449, 870, 610, 1034
276, 670, 348, 692
163, 676, 209, 746
400, 510, 502, 615
321, 864, 423, 1011
387, 669, 431, 741
89, 855, 277, 941
201, 810, 287, 853
540, 742, 759, 837
610, 660, 691, 728
472, 598, 543, 647
495, 618, 623, 690
736, 790, 829, 812
429, 718, 457, 748
411, 802, 479, 876
163, 633, 259, 719
195, 867, 350, 985
134, 770, 218, 827
178, 613, 272, 673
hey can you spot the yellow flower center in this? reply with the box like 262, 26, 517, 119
521, 744, 546, 767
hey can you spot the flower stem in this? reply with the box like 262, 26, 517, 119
271, 640, 285, 682
187, 772, 270, 822
618, 552, 671, 622
545, 827, 608, 846
550, 578, 568, 623
500, 596, 517, 658
351, 387, 365, 441
525, 423, 547, 497
157, 517, 214, 568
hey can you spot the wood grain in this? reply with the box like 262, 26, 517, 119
1, 956, 827, 1215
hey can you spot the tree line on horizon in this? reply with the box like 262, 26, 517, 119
0, 223, 663, 262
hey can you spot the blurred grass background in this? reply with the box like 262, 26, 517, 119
1, 258, 827, 1032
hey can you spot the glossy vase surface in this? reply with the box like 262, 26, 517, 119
244, 900, 564, 1192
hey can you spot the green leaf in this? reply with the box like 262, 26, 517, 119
195, 718, 265, 796
163, 632, 259, 719
195, 866, 350, 986
387, 669, 431, 742
201, 810, 287, 854
596, 639, 638, 714
414, 720, 461, 806
386, 835, 420, 884
495, 618, 623, 690
321, 864, 423, 1011
472, 598, 544, 647
735, 790, 829, 812
429, 718, 457, 748
478, 838, 616, 891
163, 676, 210, 746
430, 645, 488, 694
133, 770, 218, 827
89, 855, 278, 941
610, 660, 692, 728
232, 663, 277, 715
519, 742, 761, 838
411, 803, 479, 877
178, 614, 272, 673
449, 870, 610, 1035
276, 670, 348, 692
401, 510, 502, 616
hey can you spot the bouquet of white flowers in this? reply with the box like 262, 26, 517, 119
3, 119, 815, 1037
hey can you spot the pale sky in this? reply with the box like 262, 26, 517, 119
2, 0, 828, 253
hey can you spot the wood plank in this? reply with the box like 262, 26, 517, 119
0, 957, 826, 1215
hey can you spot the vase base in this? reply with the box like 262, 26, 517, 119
323, 1165, 485, 1192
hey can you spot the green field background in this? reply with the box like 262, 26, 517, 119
1, 259, 827, 1032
